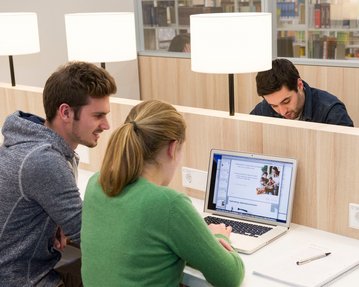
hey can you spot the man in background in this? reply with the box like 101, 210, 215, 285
168, 33, 191, 53
251, 58, 353, 127
0, 61, 117, 286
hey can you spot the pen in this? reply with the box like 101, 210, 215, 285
296, 252, 331, 265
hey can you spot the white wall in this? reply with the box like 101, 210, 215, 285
0, 0, 140, 100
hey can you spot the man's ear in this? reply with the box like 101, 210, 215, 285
297, 78, 304, 90
58, 104, 72, 121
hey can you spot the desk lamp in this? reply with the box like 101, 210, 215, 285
190, 12, 272, 116
0, 13, 40, 86
65, 12, 137, 68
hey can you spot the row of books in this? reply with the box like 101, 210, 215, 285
309, 34, 359, 60
277, 1, 296, 19
142, 2, 225, 26
142, 1, 176, 26
311, 3, 331, 28
309, 3, 359, 29
278, 34, 359, 60
310, 35, 338, 59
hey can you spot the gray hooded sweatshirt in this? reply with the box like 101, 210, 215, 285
0, 111, 82, 286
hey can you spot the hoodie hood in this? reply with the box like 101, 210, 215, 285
1, 111, 74, 159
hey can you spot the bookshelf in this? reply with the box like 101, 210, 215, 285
137, 0, 359, 61
276, 0, 359, 60
137, 0, 263, 51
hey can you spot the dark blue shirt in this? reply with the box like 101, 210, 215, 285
250, 81, 354, 127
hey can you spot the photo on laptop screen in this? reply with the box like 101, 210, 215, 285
204, 149, 297, 254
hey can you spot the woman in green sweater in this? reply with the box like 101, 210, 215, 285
81, 100, 245, 287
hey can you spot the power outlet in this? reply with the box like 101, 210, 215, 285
349, 203, 359, 229
182, 167, 207, 192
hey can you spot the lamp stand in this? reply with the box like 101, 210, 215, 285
9, 55, 16, 86
228, 73, 235, 116
101, 62, 106, 69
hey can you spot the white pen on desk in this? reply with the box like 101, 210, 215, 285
296, 252, 331, 265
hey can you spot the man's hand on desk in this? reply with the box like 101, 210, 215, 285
208, 223, 234, 252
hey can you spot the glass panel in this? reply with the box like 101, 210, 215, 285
276, 0, 359, 61
138, 0, 262, 53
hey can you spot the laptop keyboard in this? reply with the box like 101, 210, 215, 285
204, 216, 272, 237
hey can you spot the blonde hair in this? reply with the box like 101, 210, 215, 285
99, 100, 186, 196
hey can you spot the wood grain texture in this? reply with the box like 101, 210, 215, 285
1, 84, 359, 241
139, 56, 359, 126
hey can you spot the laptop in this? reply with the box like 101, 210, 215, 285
203, 149, 297, 254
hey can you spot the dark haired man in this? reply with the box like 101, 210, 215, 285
0, 61, 117, 286
251, 58, 353, 127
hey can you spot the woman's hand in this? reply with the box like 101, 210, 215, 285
208, 223, 234, 251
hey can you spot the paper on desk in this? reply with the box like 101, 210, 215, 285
252, 243, 359, 287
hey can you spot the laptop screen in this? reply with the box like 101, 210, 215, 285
205, 149, 297, 226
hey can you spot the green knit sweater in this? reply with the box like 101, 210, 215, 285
81, 174, 245, 287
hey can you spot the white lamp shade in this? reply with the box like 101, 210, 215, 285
0, 12, 40, 55
191, 13, 272, 74
65, 12, 137, 63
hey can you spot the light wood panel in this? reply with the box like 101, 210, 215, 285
1, 84, 359, 241
139, 56, 359, 126
0, 84, 45, 121
139, 56, 231, 111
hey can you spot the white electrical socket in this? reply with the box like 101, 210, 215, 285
349, 203, 359, 229
182, 167, 207, 192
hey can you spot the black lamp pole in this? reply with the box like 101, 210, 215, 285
9, 55, 16, 86
228, 73, 235, 116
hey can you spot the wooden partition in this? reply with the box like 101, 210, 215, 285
139, 56, 359, 126
1, 83, 359, 241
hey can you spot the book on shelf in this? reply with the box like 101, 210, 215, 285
277, 36, 294, 58
335, 43, 346, 60
326, 37, 337, 59
313, 37, 323, 59
314, 3, 321, 28
306, 4, 313, 28
299, 2, 305, 24
293, 44, 305, 58
320, 3, 330, 28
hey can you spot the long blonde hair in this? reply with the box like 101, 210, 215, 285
99, 100, 186, 196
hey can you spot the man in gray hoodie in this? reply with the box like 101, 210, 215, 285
0, 61, 117, 286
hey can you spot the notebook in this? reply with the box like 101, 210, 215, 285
203, 149, 297, 254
